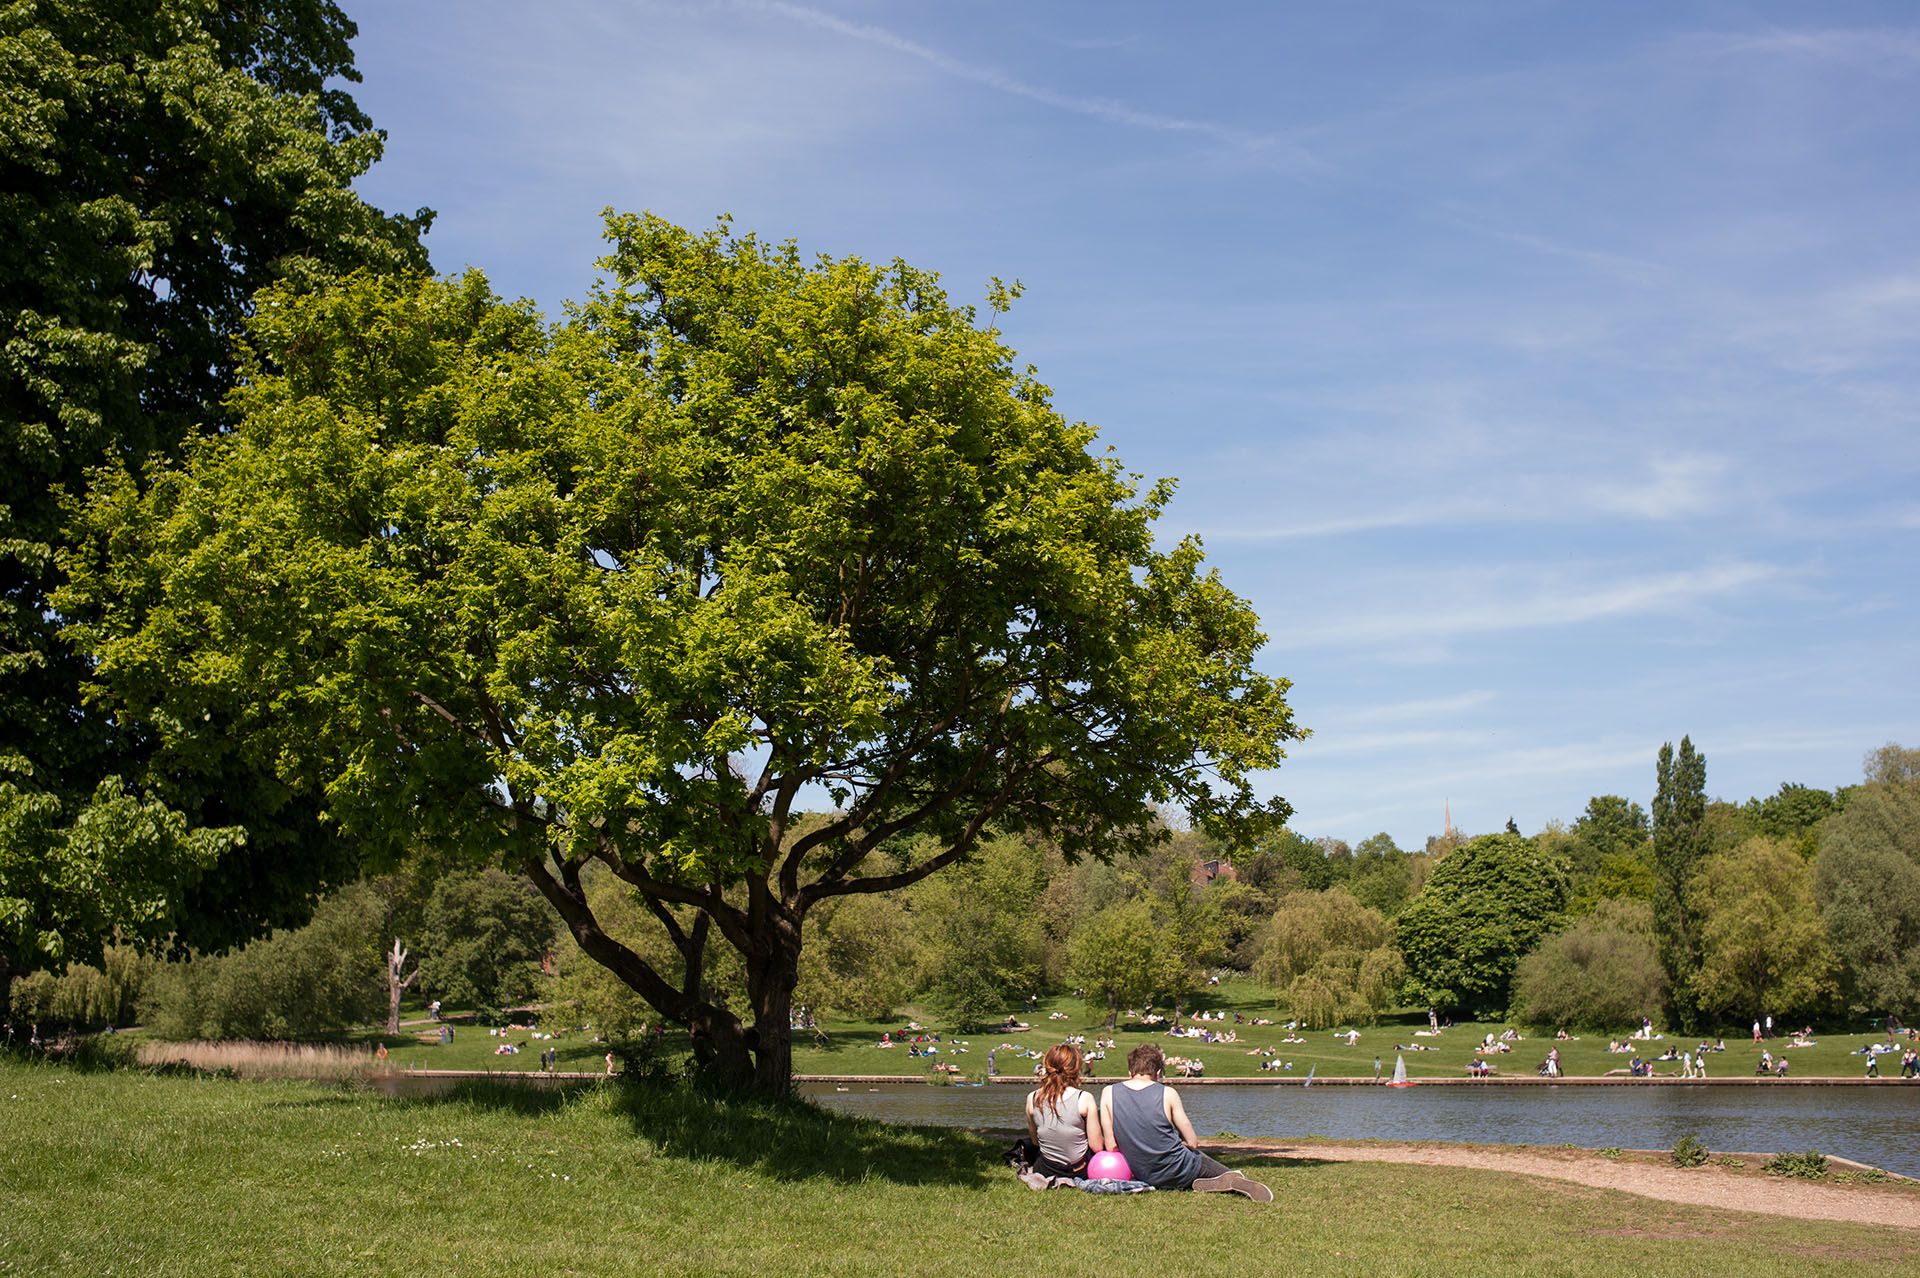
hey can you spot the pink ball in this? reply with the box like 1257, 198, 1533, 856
1087, 1150, 1132, 1181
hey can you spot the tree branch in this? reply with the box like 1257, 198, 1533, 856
801, 756, 1041, 905
522, 855, 694, 1020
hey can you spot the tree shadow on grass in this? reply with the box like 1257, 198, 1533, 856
608, 1081, 1001, 1188
380, 1076, 1001, 1189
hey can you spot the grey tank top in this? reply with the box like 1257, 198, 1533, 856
1029, 1085, 1091, 1168
1107, 1081, 1202, 1188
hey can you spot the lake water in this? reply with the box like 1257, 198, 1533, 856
801, 1082, 1920, 1178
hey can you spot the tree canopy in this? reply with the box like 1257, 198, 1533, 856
1815, 775, 1920, 1017
0, 0, 429, 982
1651, 737, 1708, 1029
64, 217, 1300, 1089
1688, 836, 1833, 1021
1394, 831, 1566, 1016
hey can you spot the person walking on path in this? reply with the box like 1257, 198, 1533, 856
1100, 1044, 1272, 1201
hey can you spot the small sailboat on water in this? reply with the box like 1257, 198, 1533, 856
1387, 1053, 1414, 1087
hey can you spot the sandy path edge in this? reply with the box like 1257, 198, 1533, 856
1222, 1140, 1920, 1231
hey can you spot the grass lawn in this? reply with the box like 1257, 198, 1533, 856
791, 979, 1915, 1083
3, 1059, 1914, 1277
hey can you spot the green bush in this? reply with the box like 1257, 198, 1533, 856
1511, 900, 1665, 1031
138, 885, 384, 1039
1763, 1150, 1829, 1179
7, 946, 154, 1029
1671, 1133, 1708, 1167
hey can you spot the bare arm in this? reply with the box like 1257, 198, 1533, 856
1165, 1085, 1200, 1149
1025, 1094, 1038, 1146
1080, 1091, 1108, 1152
1099, 1086, 1115, 1144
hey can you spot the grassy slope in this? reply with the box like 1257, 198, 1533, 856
3, 1061, 1914, 1278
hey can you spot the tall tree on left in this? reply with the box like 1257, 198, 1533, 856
0, 0, 431, 995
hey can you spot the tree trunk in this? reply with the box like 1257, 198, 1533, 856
386, 938, 416, 1036
746, 917, 803, 1096
686, 1002, 756, 1092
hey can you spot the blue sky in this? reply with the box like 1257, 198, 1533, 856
346, 1, 1919, 849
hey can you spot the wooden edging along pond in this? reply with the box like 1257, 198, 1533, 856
795, 1073, 1920, 1087
382, 1069, 1917, 1088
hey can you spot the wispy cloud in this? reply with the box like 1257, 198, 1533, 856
1433, 206, 1665, 288
1587, 453, 1730, 520
742, 0, 1318, 164
1337, 690, 1498, 726
1274, 561, 1783, 649
1194, 448, 1738, 543
1298, 729, 1464, 758
1689, 28, 1920, 73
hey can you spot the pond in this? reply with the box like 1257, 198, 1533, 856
800, 1082, 1920, 1178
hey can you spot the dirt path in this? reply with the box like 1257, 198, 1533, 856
1235, 1141, 1920, 1231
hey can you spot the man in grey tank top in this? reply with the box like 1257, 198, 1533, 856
1100, 1043, 1273, 1201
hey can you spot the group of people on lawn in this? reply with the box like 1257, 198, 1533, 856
1018, 1041, 1272, 1201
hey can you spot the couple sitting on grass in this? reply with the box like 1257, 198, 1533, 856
1022, 1042, 1272, 1201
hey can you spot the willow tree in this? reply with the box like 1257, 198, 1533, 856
65, 214, 1300, 1092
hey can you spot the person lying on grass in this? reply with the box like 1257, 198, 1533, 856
1025, 1044, 1109, 1179
1100, 1044, 1273, 1202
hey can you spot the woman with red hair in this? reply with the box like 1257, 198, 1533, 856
1025, 1043, 1109, 1178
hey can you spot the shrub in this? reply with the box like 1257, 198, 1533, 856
138, 885, 384, 1039
1763, 1150, 1829, 1179
1671, 1134, 1708, 1167
1510, 899, 1665, 1031
7, 945, 154, 1028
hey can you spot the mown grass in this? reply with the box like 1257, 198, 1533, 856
3, 1059, 1915, 1277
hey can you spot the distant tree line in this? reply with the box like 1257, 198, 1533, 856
11, 740, 1912, 1044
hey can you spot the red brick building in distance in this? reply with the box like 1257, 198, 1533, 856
1189, 857, 1239, 886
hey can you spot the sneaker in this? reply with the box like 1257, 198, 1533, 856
1193, 1170, 1273, 1202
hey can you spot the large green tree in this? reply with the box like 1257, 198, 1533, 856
1689, 836, 1833, 1022
1065, 897, 1163, 1030
1651, 737, 1708, 1029
1814, 767, 1920, 1017
1394, 831, 1566, 1016
913, 833, 1049, 1029
1345, 831, 1413, 916
0, 0, 429, 989
64, 219, 1299, 1091
416, 868, 556, 1016
1743, 783, 1838, 858
1569, 795, 1649, 876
